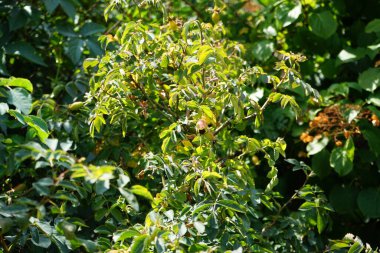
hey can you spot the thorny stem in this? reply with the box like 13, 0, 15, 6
262, 171, 313, 233
130, 76, 176, 121
213, 70, 288, 135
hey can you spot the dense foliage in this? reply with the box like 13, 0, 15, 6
0, 0, 379, 252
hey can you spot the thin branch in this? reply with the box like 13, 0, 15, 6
130, 77, 176, 121
0, 235, 9, 253
213, 70, 288, 135
213, 117, 232, 135
104, 20, 122, 35
182, 0, 206, 21
262, 171, 312, 232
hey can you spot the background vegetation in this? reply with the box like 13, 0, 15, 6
0, 0, 379, 252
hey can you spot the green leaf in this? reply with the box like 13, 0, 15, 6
365, 19, 380, 33
8, 109, 26, 124
119, 188, 139, 211
200, 105, 216, 124
306, 136, 329, 156
317, 211, 325, 234
217, 199, 246, 213
42, 0, 60, 13
80, 22, 106, 37
362, 127, 380, 157
330, 137, 355, 176
60, 0, 76, 20
32, 177, 54, 196
193, 221, 205, 234
24, 115, 49, 142
86, 38, 103, 56
198, 45, 214, 65
161, 137, 170, 153
83, 58, 99, 73
66, 38, 84, 64
8, 8, 28, 31
51, 234, 70, 253
113, 230, 140, 242
309, 11, 338, 39
311, 149, 331, 178
337, 48, 369, 64
56, 24, 77, 37
5, 42, 47, 66
202, 171, 222, 179
252, 40, 274, 61
283, 3, 302, 27
130, 234, 149, 253
129, 185, 153, 201
0, 77, 33, 93
329, 186, 358, 214
348, 242, 364, 253
358, 68, 380, 92
0, 102, 9, 115
7, 87, 32, 114
31, 227, 52, 248
357, 188, 380, 218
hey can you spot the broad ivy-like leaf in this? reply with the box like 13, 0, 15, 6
358, 68, 380, 92
7, 87, 32, 114
60, 0, 76, 20
56, 24, 77, 37
8, 8, 28, 31
42, 0, 60, 13
311, 149, 331, 178
337, 48, 369, 64
357, 188, 380, 218
306, 136, 329, 156
80, 22, 106, 37
329, 186, 358, 214
66, 38, 84, 64
252, 40, 274, 61
5, 42, 47, 66
330, 137, 355, 176
283, 3, 302, 27
309, 11, 338, 39
362, 127, 380, 157
365, 19, 380, 33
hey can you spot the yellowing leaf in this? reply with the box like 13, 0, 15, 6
130, 185, 153, 201
200, 105, 216, 124
161, 137, 170, 153
202, 171, 222, 179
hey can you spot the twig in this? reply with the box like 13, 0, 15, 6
213, 70, 288, 136
130, 76, 175, 121
182, 0, 206, 21
262, 171, 312, 232
0, 235, 9, 253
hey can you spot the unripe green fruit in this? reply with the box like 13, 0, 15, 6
212, 12, 220, 23
68, 101, 84, 111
